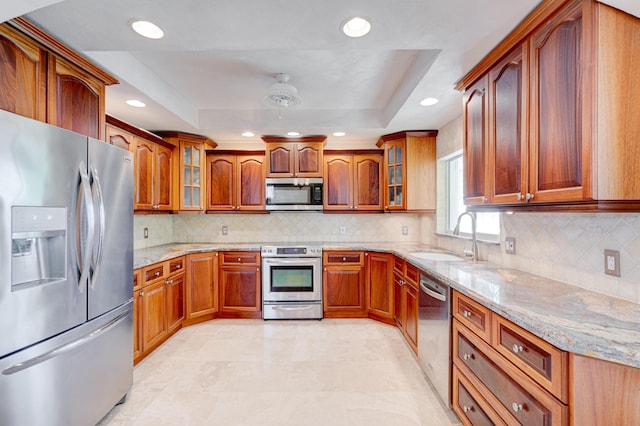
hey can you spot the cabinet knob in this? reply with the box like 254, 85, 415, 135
165, 279, 173, 285
462, 310, 471, 318
237, 258, 242, 262
482, 197, 488, 203
154, 271, 160, 277
462, 353, 473, 361
385, 205, 389, 210
176, 265, 181, 269
462, 405, 473, 413
324, 267, 327, 271
140, 291, 144, 296
516, 193, 524, 201
512, 403, 524, 413
342, 257, 346, 261
512, 344, 524, 354
526, 193, 534, 201
354, 206, 358, 209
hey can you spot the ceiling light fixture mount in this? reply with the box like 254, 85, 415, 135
130, 20, 164, 39
341, 17, 371, 38
263, 73, 303, 109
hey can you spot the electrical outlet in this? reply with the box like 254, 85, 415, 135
222, 225, 228, 236
143, 227, 149, 239
505, 237, 516, 255
604, 249, 621, 277
339, 226, 346, 235
402, 226, 408, 235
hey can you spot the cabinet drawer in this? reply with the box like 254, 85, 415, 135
453, 365, 506, 426
393, 256, 404, 272
453, 291, 491, 342
492, 314, 568, 402
453, 320, 567, 426
168, 256, 185, 275
220, 251, 260, 266
143, 264, 165, 284
404, 263, 419, 286
324, 251, 364, 265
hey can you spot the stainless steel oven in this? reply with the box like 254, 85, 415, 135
261, 245, 323, 319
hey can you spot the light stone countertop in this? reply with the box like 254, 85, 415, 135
134, 242, 640, 369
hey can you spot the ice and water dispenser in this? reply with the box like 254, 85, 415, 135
11, 206, 66, 289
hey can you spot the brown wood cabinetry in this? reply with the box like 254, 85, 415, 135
377, 131, 437, 212
106, 115, 173, 212
156, 132, 217, 212
458, 0, 640, 210
262, 136, 325, 178
206, 151, 265, 211
322, 251, 367, 318
185, 252, 218, 323
139, 263, 168, 357
218, 251, 261, 318
165, 257, 185, 334
323, 151, 383, 211
392, 257, 418, 354
366, 251, 394, 324
133, 269, 143, 363
0, 18, 117, 139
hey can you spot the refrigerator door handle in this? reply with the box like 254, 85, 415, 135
1, 305, 132, 376
90, 165, 105, 286
77, 162, 95, 291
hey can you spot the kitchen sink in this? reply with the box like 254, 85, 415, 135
409, 252, 464, 262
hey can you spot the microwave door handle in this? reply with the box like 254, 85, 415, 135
76, 163, 95, 292
89, 166, 105, 287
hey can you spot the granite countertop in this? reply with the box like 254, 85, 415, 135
134, 242, 640, 369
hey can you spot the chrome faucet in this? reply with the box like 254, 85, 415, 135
453, 211, 478, 262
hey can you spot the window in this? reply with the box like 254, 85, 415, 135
445, 152, 500, 241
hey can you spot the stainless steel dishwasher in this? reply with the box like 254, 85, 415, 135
418, 271, 451, 407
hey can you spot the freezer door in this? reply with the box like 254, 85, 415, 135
88, 139, 133, 319
0, 110, 89, 359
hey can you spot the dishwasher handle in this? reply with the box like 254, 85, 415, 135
420, 276, 447, 302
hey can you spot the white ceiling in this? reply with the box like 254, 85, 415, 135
3, 0, 637, 148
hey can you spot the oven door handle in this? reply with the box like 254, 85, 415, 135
272, 305, 315, 311
263, 258, 318, 265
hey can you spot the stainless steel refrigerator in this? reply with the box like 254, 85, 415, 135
0, 109, 134, 426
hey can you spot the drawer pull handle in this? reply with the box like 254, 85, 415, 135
154, 271, 160, 277
462, 310, 471, 318
462, 405, 473, 413
512, 344, 524, 354
342, 257, 347, 261
462, 353, 474, 361
237, 258, 241, 262
176, 265, 181, 269
512, 403, 524, 413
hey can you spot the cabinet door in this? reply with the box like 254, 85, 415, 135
179, 141, 205, 210
133, 287, 143, 363
133, 138, 155, 210
266, 143, 294, 177
47, 54, 104, 139
383, 139, 406, 210
489, 45, 528, 204
141, 280, 167, 352
165, 272, 185, 334
155, 144, 173, 210
0, 27, 46, 121
295, 142, 323, 177
324, 155, 353, 210
354, 154, 382, 210
219, 266, 261, 313
366, 252, 394, 322
237, 155, 265, 210
463, 76, 490, 205
393, 269, 404, 330
323, 265, 366, 316
186, 252, 218, 319
404, 283, 419, 354
207, 154, 236, 210
530, 0, 590, 203
105, 124, 134, 152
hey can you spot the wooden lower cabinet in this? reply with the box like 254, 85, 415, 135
141, 279, 168, 353
366, 251, 394, 324
185, 252, 218, 323
453, 365, 506, 426
218, 251, 261, 318
322, 251, 367, 318
133, 269, 143, 363
393, 257, 418, 354
165, 257, 185, 334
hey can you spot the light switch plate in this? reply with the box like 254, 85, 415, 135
144, 227, 149, 239
402, 226, 408, 235
222, 225, 228, 235
505, 237, 516, 255
604, 249, 621, 277
339, 226, 346, 235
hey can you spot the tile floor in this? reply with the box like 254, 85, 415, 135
98, 319, 461, 426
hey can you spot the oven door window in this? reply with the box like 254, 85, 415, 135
270, 266, 314, 292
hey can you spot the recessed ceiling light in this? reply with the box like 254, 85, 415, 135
130, 20, 164, 39
242, 131, 255, 137
419, 97, 439, 106
342, 17, 371, 38
287, 131, 300, 137
333, 132, 346, 137
125, 99, 146, 108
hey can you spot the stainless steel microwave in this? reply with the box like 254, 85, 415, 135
265, 178, 323, 211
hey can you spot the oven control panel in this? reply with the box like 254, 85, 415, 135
261, 245, 322, 257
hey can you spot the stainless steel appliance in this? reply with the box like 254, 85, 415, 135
418, 271, 451, 407
265, 178, 323, 211
261, 245, 323, 319
0, 109, 134, 426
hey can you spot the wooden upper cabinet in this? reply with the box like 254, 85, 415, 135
324, 155, 353, 210
354, 154, 383, 210
105, 123, 134, 152
377, 131, 437, 211
489, 45, 528, 204
0, 25, 46, 121
154, 144, 173, 210
262, 136, 325, 177
134, 138, 155, 210
324, 151, 382, 211
463, 78, 490, 205
207, 151, 265, 211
